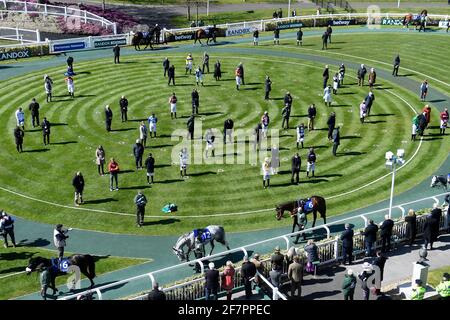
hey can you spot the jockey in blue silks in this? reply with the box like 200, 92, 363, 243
193, 228, 212, 243
297, 198, 314, 214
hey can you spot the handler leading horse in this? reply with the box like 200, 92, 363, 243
275, 196, 327, 228
193, 25, 218, 46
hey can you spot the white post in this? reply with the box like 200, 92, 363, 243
272, 287, 279, 300
64, 6, 67, 20
397, 0, 400, 8
84, 10, 87, 24
36, 28, 40, 42
333, 239, 339, 260
15, 26, 19, 41
388, 161, 396, 219
113, 22, 117, 35
206, 0, 209, 16
24, 1, 27, 14
288, 0, 291, 18
44, 3, 47, 16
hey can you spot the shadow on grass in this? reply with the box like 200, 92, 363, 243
189, 171, 217, 177
119, 185, 152, 190
142, 218, 180, 227
18, 238, 51, 247
51, 141, 77, 145
110, 128, 134, 132
23, 148, 50, 153
158, 179, 183, 184
338, 151, 366, 156
83, 198, 118, 205
340, 135, 361, 140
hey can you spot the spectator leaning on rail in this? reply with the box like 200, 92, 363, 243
221, 261, 235, 301
304, 239, 319, 273
363, 219, 378, 257
205, 262, 219, 300
405, 209, 417, 246
379, 214, 394, 253
340, 223, 354, 265
146, 282, 166, 301
271, 246, 284, 271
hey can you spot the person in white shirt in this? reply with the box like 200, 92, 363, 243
205, 128, 215, 158
180, 147, 188, 178
65, 76, 75, 98
15, 107, 25, 130
262, 157, 272, 189
139, 121, 148, 147
148, 113, 158, 138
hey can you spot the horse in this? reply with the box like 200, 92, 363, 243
26, 255, 96, 297
430, 175, 448, 190
132, 28, 155, 51
275, 196, 327, 228
172, 225, 230, 262
193, 26, 217, 46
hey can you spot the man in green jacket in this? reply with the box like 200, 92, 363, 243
436, 273, 450, 300
342, 269, 357, 300
40, 268, 51, 300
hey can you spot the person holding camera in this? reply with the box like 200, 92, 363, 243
53, 224, 72, 261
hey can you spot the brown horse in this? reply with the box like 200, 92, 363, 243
193, 26, 217, 46
275, 196, 326, 227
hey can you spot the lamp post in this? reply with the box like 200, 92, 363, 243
385, 149, 406, 218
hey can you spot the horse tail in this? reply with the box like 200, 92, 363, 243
86, 255, 96, 279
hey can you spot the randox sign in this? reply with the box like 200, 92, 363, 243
0, 49, 30, 61
94, 38, 127, 48
52, 41, 86, 52
226, 27, 252, 37
277, 22, 303, 29
381, 18, 403, 26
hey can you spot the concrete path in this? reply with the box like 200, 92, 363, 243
3, 27, 449, 299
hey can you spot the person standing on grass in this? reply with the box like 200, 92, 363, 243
281, 105, 291, 130
103, 105, 112, 131
44, 75, 53, 102
235, 65, 242, 90
169, 92, 177, 119
296, 27, 303, 46
14, 126, 24, 153
238, 62, 245, 85
108, 158, 120, 191
274, 28, 280, 45
214, 60, 222, 81
321, 30, 328, 50
191, 88, 200, 114
332, 126, 340, 156
322, 65, 329, 89
145, 153, 155, 184
180, 147, 188, 178
72, 171, 84, 206
54, 224, 71, 261
327, 112, 336, 141
364, 91, 375, 116
185, 53, 193, 75
440, 107, 449, 135
291, 152, 301, 184
29, 98, 40, 128
359, 100, 367, 124
187, 115, 195, 140
296, 123, 305, 149
253, 29, 259, 45
254, 122, 262, 151
420, 80, 429, 101
163, 57, 170, 77
284, 91, 293, 108
113, 44, 120, 64
67, 56, 74, 70
340, 223, 354, 265
411, 113, 419, 141
262, 157, 272, 189
205, 128, 215, 158
332, 73, 339, 94
133, 139, 144, 170
134, 190, 147, 227
223, 118, 234, 144
119, 96, 128, 122
139, 121, 148, 147
326, 24, 333, 43
15, 107, 25, 130
339, 63, 345, 85
342, 269, 357, 300
323, 85, 332, 107
357, 64, 367, 86
264, 75, 272, 100
261, 111, 270, 138
368, 68, 377, 89
95, 145, 106, 176
393, 54, 400, 76
306, 147, 316, 178
202, 52, 210, 74
148, 113, 157, 138
41, 117, 51, 146
307, 104, 316, 131
221, 261, 235, 301
288, 255, 303, 299
65, 76, 75, 98
195, 66, 204, 86
168, 65, 175, 85
0, 211, 16, 248
422, 105, 431, 129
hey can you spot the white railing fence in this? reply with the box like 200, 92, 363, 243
0, 0, 116, 34
58, 192, 449, 300
0, 26, 40, 43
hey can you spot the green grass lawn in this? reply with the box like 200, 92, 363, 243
0, 32, 448, 235
428, 266, 450, 288
0, 246, 148, 300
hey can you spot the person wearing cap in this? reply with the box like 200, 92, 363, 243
288, 255, 303, 298
134, 190, 147, 227
0, 211, 16, 248
241, 255, 257, 299
262, 157, 272, 189
323, 84, 332, 107
411, 279, 426, 300
342, 269, 357, 300
44, 74, 53, 103
204, 262, 219, 300
271, 246, 284, 271
359, 262, 374, 300
53, 224, 71, 260
185, 53, 193, 75
72, 171, 85, 206
357, 64, 367, 86
436, 273, 450, 300
119, 96, 128, 122
340, 223, 354, 265
139, 121, 148, 148
15, 107, 25, 130
264, 75, 272, 100
146, 282, 166, 300
105, 105, 113, 132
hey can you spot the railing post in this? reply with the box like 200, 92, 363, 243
361, 215, 368, 227
15, 26, 19, 41
147, 273, 155, 288
113, 22, 117, 35
44, 3, 47, 16
398, 206, 405, 218
322, 225, 331, 238
95, 288, 103, 300
282, 236, 290, 250
240, 247, 248, 257
195, 259, 205, 274
333, 238, 339, 261
36, 29, 40, 42
272, 287, 279, 300
84, 10, 87, 24
432, 197, 439, 206
24, 1, 27, 14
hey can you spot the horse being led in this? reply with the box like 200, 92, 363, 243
430, 174, 449, 190
26, 255, 96, 298
172, 225, 230, 262
275, 196, 327, 228
132, 28, 155, 51
193, 26, 217, 46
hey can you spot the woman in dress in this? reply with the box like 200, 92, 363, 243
95, 145, 106, 176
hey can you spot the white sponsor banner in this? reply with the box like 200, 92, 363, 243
439, 20, 449, 28
226, 26, 252, 37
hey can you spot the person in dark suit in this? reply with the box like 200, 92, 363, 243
423, 214, 437, 249
323, 65, 329, 89
191, 88, 199, 115
327, 25, 333, 43
281, 105, 291, 129
291, 153, 301, 184
28, 98, 40, 127
41, 117, 51, 145
254, 122, 262, 151
264, 75, 272, 100
431, 203, 442, 221
119, 96, 128, 122
223, 118, 234, 144
241, 256, 256, 299
322, 31, 328, 50
105, 105, 113, 132
67, 56, 74, 69
14, 126, 24, 152
393, 54, 400, 76
204, 262, 219, 300
133, 139, 144, 170
327, 112, 336, 141
271, 246, 284, 271
372, 251, 387, 295
187, 115, 195, 140
340, 223, 354, 265
405, 209, 417, 246
364, 91, 375, 116
307, 104, 316, 131
146, 283, 166, 300
238, 62, 245, 85
163, 57, 170, 77
332, 126, 340, 156
168, 65, 175, 85
363, 219, 379, 257
113, 45, 120, 64
284, 91, 293, 108
380, 215, 394, 253
357, 64, 367, 86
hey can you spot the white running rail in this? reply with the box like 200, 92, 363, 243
0, 26, 40, 43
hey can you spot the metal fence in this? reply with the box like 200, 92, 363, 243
58, 192, 448, 300
0, 26, 40, 43
0, 0, 116, 34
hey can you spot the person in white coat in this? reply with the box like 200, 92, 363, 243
180, 147, 188, 178
65, 76, 75, 98
262, 157, 272, 189
323, 85, 332, 107
359, 100, 367, 123
139, 121, 148, 147
53, 224, 72, 261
